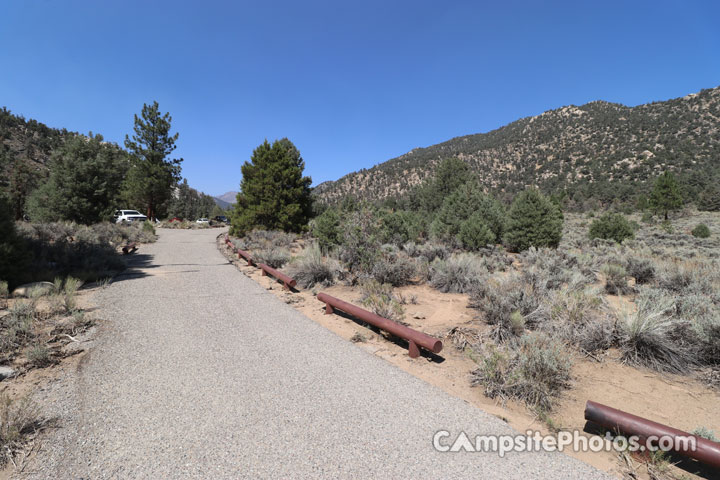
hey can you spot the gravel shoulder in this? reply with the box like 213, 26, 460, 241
18, 228, 610, 479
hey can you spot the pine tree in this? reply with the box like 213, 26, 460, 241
8, 158, 37, 220
504, 189, 563, 252
412, 157, 469, 212
231, 139, 312, 235
25, 134, 127, 224
0, 195, 30, 287
430, 181, 504, 245
123, 102, 182, 219
698, 183, 720, 212
649, 171, 683, 220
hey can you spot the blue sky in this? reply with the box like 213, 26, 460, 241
1, 0, 719, 196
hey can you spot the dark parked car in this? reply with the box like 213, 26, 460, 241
213, 215, 229, 224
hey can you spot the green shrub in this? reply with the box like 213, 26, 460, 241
691, 223, 711, 239
641, 211, 654, 224
458, 213, 496, 250
504, 189, 563, 252
311, 208, 342, 251
338, 209, 381, 274
430, 182, 504, 245
378, 210, 427, 246
472, 333, 572, 411
588, 213, 634, 243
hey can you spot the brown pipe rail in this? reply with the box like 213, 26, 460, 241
225, 236, 254, 265
258, 263, 297, 290
585, 400, 720, 470
317, 292, 443, 358
236, 248, 253, 266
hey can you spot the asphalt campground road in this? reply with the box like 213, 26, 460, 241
21, 228, 610, 479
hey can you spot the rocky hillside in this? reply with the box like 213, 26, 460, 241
315, 86, 720, 207
0, 107, 74, 180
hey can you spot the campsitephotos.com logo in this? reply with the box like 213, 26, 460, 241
433, 430, 697, 457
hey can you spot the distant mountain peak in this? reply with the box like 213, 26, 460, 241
215, 191, 238, 204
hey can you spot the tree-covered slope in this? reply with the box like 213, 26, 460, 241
315, 86, 720, 208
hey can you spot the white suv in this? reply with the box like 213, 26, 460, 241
114, 210, 148, 224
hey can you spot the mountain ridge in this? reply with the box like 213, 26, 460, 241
314, 86, 720, 208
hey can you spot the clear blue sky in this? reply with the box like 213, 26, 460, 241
1, 0, 719, 196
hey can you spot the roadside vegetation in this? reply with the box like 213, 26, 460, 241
226, 154, 720, 424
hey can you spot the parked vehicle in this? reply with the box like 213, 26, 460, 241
196, 218, 210, 224
213, 215, 229, 224
114, 210, 148, 223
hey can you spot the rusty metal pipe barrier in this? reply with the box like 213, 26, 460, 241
316, 293, 442, 358
225, 236, 254, 266
585, 400, 720, 470
258, 263, 296, 290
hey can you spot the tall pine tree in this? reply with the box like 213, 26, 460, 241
231, 138, 312, 235
122, 102, 182, 219
649, 171, 683, 220
26, 134, 127, 223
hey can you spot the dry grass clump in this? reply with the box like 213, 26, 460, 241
286, 245, 343, 288
470, 274, 542, 342
624, 256, 655, 284
429, 253, 486, 293
617, 290, 695, 373
253, 249, 292, 269
1, 302, 35, 358
446, 326, 482, 351
231, 229, 297, 251
0, 395, 45, 467
26, 344, 51, 367
471, 333, 572, 411
535, 289, 615, 354
655, 260, 715, 295
404, 242, 449, 262
159, 220, 210, 229
0, 281, 9, 309
360, 280, 405, 323
601, 264, 632, 295
371, 249, 417, 287
246, 230, 297, 249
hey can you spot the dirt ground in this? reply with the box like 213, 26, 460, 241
218, 236, 720, 479
0, 287, 98, 479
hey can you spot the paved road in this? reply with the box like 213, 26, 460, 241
23, 228, 609, 479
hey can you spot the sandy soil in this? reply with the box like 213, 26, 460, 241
219, 237, 720, 479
